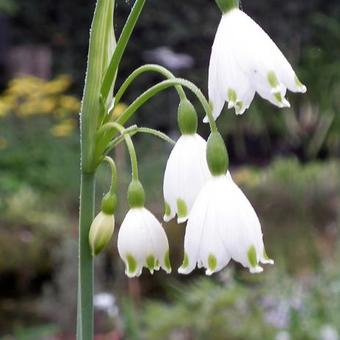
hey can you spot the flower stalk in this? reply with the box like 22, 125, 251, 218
78, 0, 115, 338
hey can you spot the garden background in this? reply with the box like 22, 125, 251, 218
0, 0, 339, 339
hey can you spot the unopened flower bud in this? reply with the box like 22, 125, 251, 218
89, 211, 115, 256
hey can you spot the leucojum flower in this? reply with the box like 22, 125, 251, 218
118, 180, 171, 277
179, 132, 274, 275
208, 0, 307, 119
163, 99, 211, 223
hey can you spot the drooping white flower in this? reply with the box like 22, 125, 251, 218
208, 8, 307, 120
89, 211, 115, 256
179, 172, 273, 275
117, 207, 171, 277
163, 134, 211, 223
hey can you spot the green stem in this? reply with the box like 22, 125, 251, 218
136, 127, 175, 145
78, 173, 95, 340
105, 126, 175, 154
101, 0, 146, 104
113, 64, 186, 108
103, 156, 117, 194
100, 122, 139, 180
215, 0, 239, 13
116, 78, 218, 132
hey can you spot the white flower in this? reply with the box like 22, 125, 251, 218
179, 172, 273, 275
117, 207, 171, 277
163, 134, 211, 223
89, 211, 115, 256
208, 8, 307, 119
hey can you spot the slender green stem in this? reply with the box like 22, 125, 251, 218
99, 122, 139, 180
103, 156, 117, 194
116, 78, 217, 132
105, 126, 175, 154
113, 64, 186, 108
101, 0, 146, 104
78, 173, 95, 340
136, 127, 175, 145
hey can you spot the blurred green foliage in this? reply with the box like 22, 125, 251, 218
139, 260, 340, 340
0, 75, 80, 197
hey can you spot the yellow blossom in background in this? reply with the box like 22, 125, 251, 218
0, 101, 11, 117
50, 119, 76, 137
0, 75, 81, 138
42, 75, 73, 95
59, 95, 80, 114
233, 168, 260, 188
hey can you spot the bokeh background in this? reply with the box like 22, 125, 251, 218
0, 0, 340, 339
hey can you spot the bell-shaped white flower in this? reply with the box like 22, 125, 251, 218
163, 134, 211, 224
117, 207, 171, 277
89, 211, 115, 256
208, 8, 307, 119
179, 172, 273, 275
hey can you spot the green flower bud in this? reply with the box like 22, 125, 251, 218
89, 211, 115, 256
206, 132, 229, 176
215, 0, 239, 13
177, 99, 198, 135
101, 192, 117, 214
127, 180, 145, 208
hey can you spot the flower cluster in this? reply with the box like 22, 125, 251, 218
89, 0, 306, 278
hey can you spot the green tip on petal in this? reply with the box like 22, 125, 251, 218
176, 199, 188, 220
146, 255, 156, 273
267, 71, 279, 88
274, 92, 283, 103
164, 201, 171, 217
235, 101, 243, 113
181, 253, 189, 269
247, 246, 258, 268
164, 250, 172, 273
263, 249, 270, 261
295, 75, 307, 92
208, 254, 217, 272
228, 88, 237, 103
126, 254, 138, 275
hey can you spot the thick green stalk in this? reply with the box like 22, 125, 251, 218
81, 0, 115, 173
78, 0, 115, 339
78, 174, 95, 340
